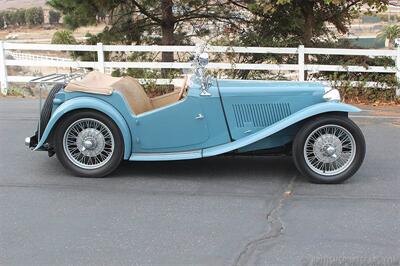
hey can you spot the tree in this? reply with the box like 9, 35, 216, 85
15, 9, 26, 26
2, 9, 26, 27
47, 0, 239, 63
229, 0, 389, 47
4, 10, 18, 26
49, 10, 61, 24
378, 25, 400, 49
25, 7, 44, 25
0, 13, 4, 29
218, 0, 389, 79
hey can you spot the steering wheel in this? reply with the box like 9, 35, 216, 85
178, 75, 190, 100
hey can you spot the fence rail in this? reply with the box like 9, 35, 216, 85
0, 41, 399, 96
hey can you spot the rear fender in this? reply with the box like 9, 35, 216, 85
203, 102, 361, 157
34, 97, 132, 160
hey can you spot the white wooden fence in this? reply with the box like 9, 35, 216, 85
5, 51, 73, 62
0, 41, 399, 96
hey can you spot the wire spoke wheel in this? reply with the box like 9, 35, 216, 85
63, 118, 115, 170
304, 124, 356, 176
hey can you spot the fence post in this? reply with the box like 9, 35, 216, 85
0, 41, 8, 95
396, 45, 400, 97
298, 45, 305, 82
97, 42, 105, 73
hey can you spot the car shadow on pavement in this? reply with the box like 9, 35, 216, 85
113, 155, 299, 182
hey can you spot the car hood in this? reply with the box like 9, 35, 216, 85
216, 79, 327, 140
217, 79, 325, 97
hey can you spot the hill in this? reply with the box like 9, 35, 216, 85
0, 0, 47, 10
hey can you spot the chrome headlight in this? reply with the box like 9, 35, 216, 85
323, 86, 341, 102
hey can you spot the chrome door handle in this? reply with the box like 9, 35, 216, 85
195, 113, 204, 120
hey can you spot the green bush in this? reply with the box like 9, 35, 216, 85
0, 10, 19, 28
0, 12, 4, 28
0, 8, 45, 28
15, 9, 26, 26
51, 30, 77, 44
51, 30, 79, 58
4, 10, 18, 26
25, 7, 44, 25
329, 74, 399, 104
49, 10, 61, 24
7, 87, 25, 97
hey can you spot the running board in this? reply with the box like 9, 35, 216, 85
129, 150, 202, 161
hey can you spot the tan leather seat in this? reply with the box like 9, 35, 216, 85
64, 71, 181, 115
113, 77, 153, 115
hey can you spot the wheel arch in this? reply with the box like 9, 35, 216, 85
34, 97, 132, 160
291, 110, 349, 129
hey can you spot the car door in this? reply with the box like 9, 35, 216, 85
133, 97, 209, 152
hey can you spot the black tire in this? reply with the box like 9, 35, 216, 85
292, 115, 366, 184
38, 83, 65, 137
54, 110, 124, 178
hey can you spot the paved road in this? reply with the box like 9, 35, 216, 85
1, 99, 399, 266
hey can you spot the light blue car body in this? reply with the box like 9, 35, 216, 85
35, 78, 361, 161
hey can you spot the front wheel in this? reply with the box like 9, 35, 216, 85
54, 110, 124, 177
292, 115, 366, 184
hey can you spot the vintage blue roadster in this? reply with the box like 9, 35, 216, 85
26, 53, 365, 183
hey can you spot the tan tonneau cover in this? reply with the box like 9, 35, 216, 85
65, 71, 126, 95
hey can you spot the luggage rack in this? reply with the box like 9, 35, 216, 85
29, 71, 87, 144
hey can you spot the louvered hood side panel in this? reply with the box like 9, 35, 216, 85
232, 103, 292, 128
218, 80, 325, 140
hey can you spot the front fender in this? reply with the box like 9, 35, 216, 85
203, 102, 361, 157
35, 97, 132, 160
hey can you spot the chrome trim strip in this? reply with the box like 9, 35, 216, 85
129, 150, 202, 161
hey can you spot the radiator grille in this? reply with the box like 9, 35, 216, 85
232, 103, 291, 128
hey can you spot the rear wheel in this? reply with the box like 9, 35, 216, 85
292, 115, 366, 184
54, 110, 124, 177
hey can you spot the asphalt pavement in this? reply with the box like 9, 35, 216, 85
0, 99, 399, 266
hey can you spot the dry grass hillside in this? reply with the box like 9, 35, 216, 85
0, 0, 46, 10
0, 24, 105, 43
